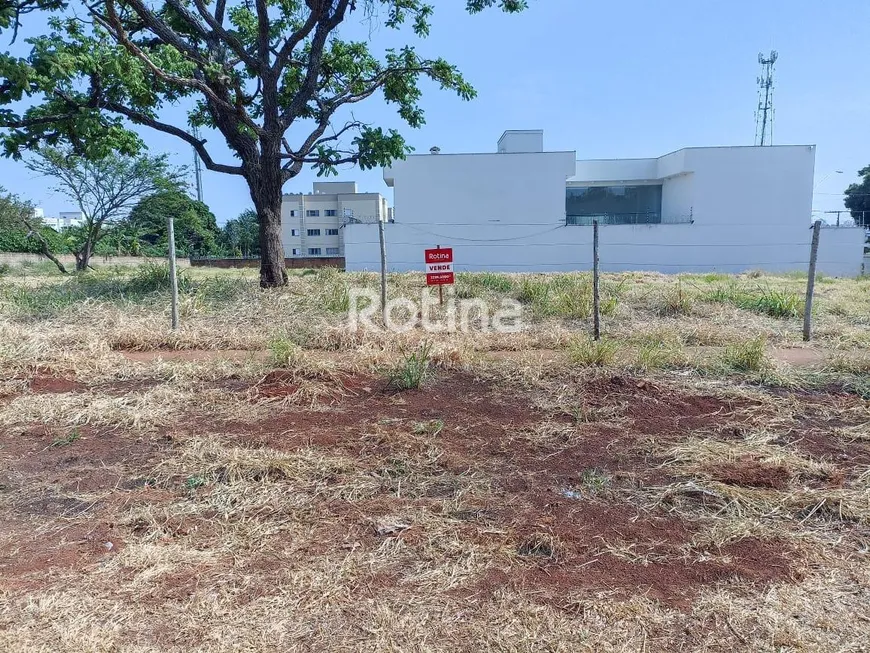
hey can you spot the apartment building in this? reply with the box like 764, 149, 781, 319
281, 182, 389, 257
41, 210, 86, 231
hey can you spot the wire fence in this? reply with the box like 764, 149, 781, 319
352, 218, 858, 342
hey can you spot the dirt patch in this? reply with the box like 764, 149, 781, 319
780, 430, 870, 467
0, 424, 172, 494
26, 374, 84, 394
119, 349, 267, 362
0, 520, 123, 591
450, 497, 796, 610
771, 348, 828, 367
703, 458, 792, 489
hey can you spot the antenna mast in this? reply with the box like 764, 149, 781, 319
755, 50, 778, 146
192, 125, 204, 202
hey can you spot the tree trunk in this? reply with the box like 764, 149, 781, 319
73, 234, 94, 272
249, 160, 288, 288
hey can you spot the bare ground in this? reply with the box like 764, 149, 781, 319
1, 360, 868, 651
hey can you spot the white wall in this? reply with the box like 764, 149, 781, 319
661, 173, 694, 222
497, 130, 544, 153
572, 158, 658, 183
345, 221, 864, 277
384, 151, 575, 226
350, 143, 864, 276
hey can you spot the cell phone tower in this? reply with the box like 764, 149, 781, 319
192, 125, 204, 202
755, 50, 778, 146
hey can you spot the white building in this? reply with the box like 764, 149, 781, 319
42, 211, 86, 231
344, 130, 864, 276
281, 182, 389, 257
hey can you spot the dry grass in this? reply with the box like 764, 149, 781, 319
1, 264, 869, 651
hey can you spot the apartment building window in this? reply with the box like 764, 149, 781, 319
326, 228, 339, 236
306, 209, 319, 217
291, 248, 301, 255
308, 248, 321, 256
289, 210, 296, 217
290, 229, 300, 236
326, 247, 340, 256
325, 209, 337, 217
307, 228, 320, 236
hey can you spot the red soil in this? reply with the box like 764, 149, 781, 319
2, 368, 860, 613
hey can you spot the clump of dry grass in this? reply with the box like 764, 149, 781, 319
567, 335, 619, 367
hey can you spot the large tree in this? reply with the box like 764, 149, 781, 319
25, 148, 185, 271
222, 208, 259, 258
844, 165, 870, 228
0, 0, 527, 287
127, 189, 222, 256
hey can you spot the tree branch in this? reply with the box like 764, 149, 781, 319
191, 0, 260, 70
99, 101, 245, 176
281, 0, 352, 126
16, 212, 69, 274
98, 0, 263, 136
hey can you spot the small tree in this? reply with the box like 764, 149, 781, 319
0, 0, 527, 287
25, 149, 185, 271
0, 185, 68, 269
844, 165, 870, 228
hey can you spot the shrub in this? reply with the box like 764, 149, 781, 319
704, 283, 802, 319
126, 262, 193, 295
386, 341, 433, 390
742, 288, 803, 318
0, 263, 10, 276
658, 279, 693, 316
517, 277, 550, 305
567, 336, 619, 367
633, 341, 687, 372
722, 335, 768, 372
268, 335, 303, 367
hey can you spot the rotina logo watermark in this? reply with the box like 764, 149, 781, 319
348, 287, 524, 333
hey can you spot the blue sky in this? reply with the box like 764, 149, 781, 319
2, 0, 868, 224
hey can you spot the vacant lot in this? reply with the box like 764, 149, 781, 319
1, 262, 868, 651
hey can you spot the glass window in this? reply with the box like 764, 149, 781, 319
308, 248, 321, 256
291, 248, 301, 255
566, 185, 662, 225
325, 209, 337, 217
289, 210, 296, 217
326, 228, 339, 236
306, 209, 319, 217
326, 247, 340, 255
307, 229, 320, 236
290, 229, 299, 236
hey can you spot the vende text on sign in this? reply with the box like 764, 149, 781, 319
424, 247, 454, 286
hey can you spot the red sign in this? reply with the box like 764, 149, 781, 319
425, 247, 454, 285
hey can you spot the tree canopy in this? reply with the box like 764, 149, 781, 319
844, 165, 870, 228
0, 0, 528, 286
221, 208, 259, 258
126, 190, 222, 257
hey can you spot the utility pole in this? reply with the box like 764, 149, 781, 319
755, 51, 778, 146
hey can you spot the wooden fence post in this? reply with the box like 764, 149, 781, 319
593, 220, 601, 341
803, 220, 821, 342
167, 215, 179, 331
